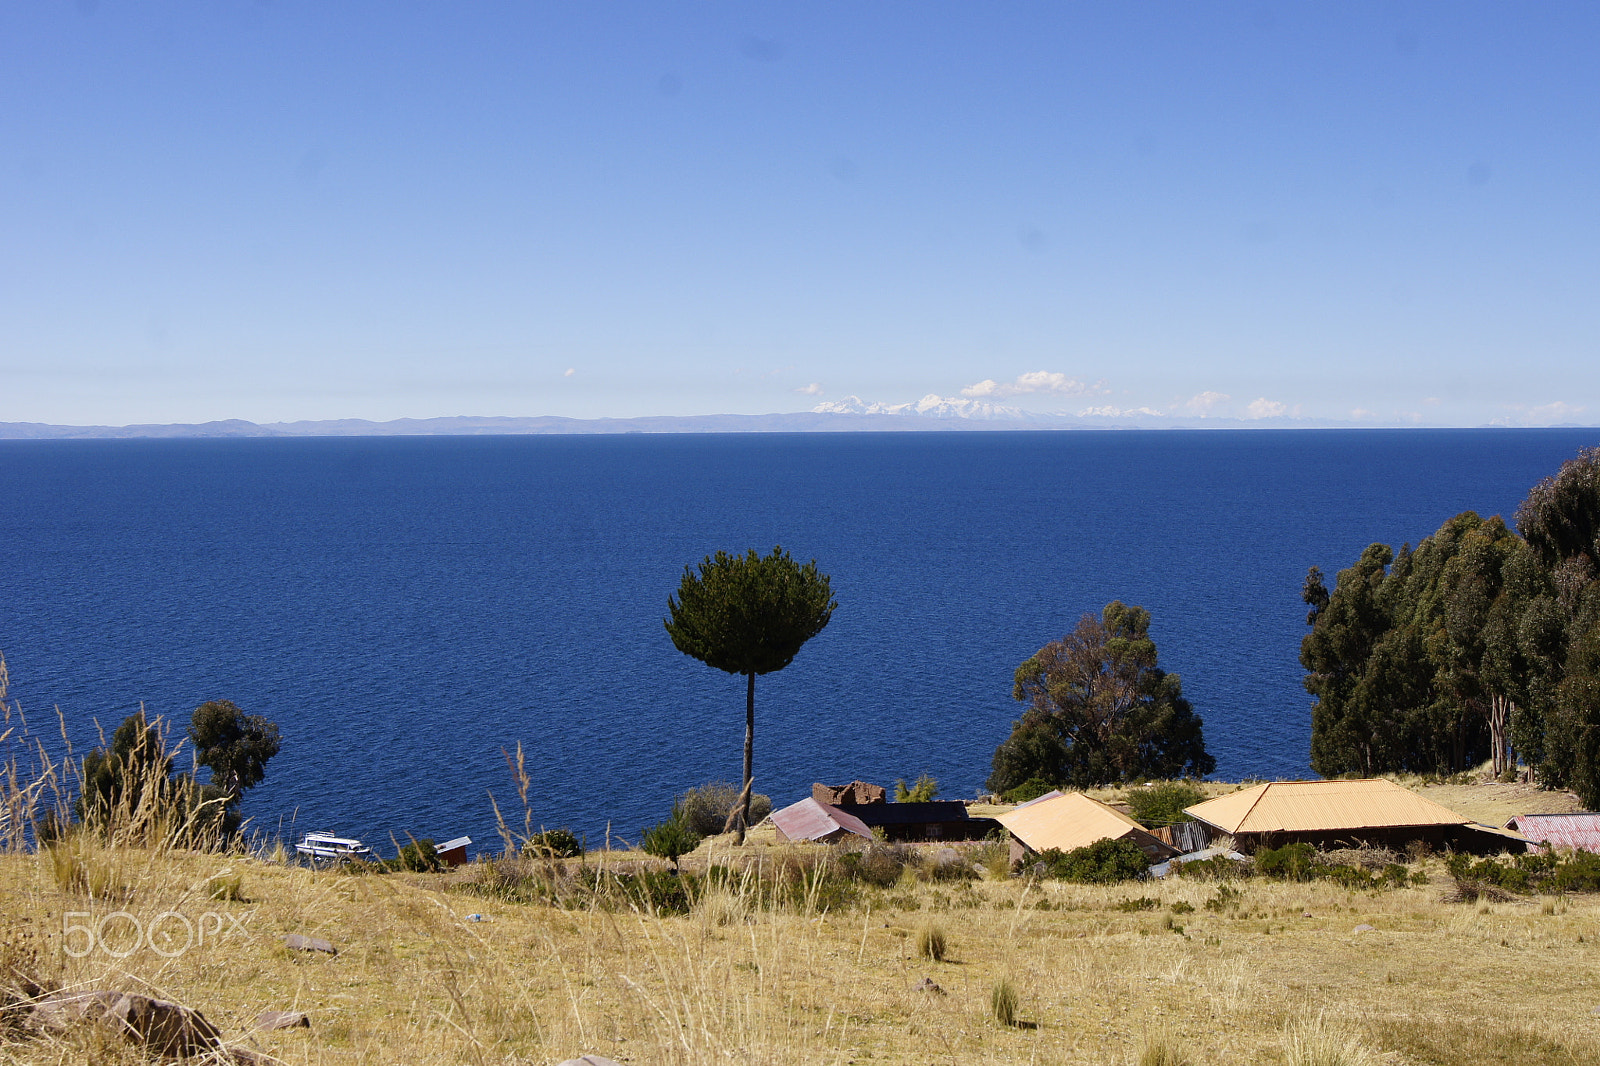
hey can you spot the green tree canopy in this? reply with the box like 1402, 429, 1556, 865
987, 601, 1214, 793
1301, 513, 1538, 777
665, 546, 836, 842
77, 710, 238, 843
1300, 447, 1600, 799
188, 699, 281, 799
1515, 446, 1600, 804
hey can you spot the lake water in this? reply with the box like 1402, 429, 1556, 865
1, 428, 1594, 854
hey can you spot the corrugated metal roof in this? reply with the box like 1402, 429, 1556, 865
996, 791, 1151, 854
1505, 812, 1600, 852
1184, 779, 1470, 834
769, 798, 873, 843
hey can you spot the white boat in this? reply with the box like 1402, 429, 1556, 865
294, 832, 375, 863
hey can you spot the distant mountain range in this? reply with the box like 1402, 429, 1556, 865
0, 403, 1417, 439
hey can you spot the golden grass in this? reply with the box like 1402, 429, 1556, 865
3, 844, 1600, 1065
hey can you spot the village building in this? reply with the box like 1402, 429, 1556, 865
996, 791, 1179, 866
1503, 812, 1600, 853
1183, 779, 1525, 854
769, 798, 874, 844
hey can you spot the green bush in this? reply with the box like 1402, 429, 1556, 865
1124, 781, 1207, 826
526, 828, 583, 859
640, 815, 702, 870
894, 773, 939, 802
1255, 842, 1317, 881
1001, 777, 1055, 804
1446, 849, 1600, 895
1032, 837, 1150, 884
839, 843, 909, 887
676, 782, 773, 836
1171, 855, 1248, 880
393, 839, 441, 872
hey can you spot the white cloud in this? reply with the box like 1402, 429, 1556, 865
1185, 391, 1231, 416
1350, 408, 1376, 421
961, 371, 1107, 399
1523, 400, 1585, 425
563, 368, 576, 377
1422, 396, 1442, 406
1246, 397, 1287, 419
795, 382, 824, 396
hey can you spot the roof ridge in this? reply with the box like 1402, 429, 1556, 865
1235, 781, 1273, 833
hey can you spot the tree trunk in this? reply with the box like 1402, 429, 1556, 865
737, 670, 755, 845
1488, 694, 1513, 778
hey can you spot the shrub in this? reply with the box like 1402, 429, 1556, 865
525, 828, 583, 859
640, 815, 702, 871
612, 870, 695, 916
394, 839, 442, 872
1446, 849, 1600, 896
1171, 854, 1249, 880
1034, 837, 1150, 884
894, 773, 938, 802
1116, 896, 1160, 912
915, 921, 947, 961
1001, 777, 1055, 804
1124, 781, 1207, 826
990, 977, 1019, 1027
841, 843, 910, 887
1256, 842, 1317, 881
677, 782, 772, 836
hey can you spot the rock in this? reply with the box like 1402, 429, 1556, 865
284, 933, 338, 954
556, 1057, 625, 1066
1353, 924, 1376, 933
254, 1010, 311, 1031
812, 781, 887, 806
30, 990, 223, 1057
913, 976, 945, 995
1302, 912, 1313, 918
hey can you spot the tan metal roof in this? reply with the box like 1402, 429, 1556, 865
1184, 779, 1472, 835
996, 791, 1151, 854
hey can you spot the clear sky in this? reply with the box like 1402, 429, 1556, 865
3, 3, 1596, 427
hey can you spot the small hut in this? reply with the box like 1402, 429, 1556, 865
769, 798, 874, 844
997, 791, 1178, 866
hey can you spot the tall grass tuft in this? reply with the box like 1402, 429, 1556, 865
1282, 1012, 1378, 1066
990, 976, 1019, 1027
1139, 1028, 1190, 1066
915, 920, 947, 961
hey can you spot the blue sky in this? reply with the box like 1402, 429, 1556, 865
2, 3, 1596, 427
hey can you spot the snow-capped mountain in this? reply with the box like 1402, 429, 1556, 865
811, 394, 1035, 420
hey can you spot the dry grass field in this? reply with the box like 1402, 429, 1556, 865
6, 827, 1600, 1066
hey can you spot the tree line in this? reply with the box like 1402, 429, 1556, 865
1302, 446, 1600, 804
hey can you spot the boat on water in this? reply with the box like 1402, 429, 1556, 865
294, 832, 375, 863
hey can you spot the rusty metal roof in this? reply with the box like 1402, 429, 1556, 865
1184, 779, 1471, 835
769, 798, 873, 843
1505, 812, 1600, 852
996, 791, 1154, 854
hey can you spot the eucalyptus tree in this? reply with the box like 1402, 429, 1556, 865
1515, 446, 1600, 804
664, 547, 836, 843
987, 601, 1213, 793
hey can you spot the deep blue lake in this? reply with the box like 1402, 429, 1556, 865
1, 429, 1594, 855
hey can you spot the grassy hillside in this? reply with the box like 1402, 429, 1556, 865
5, 829, 1600, 1066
